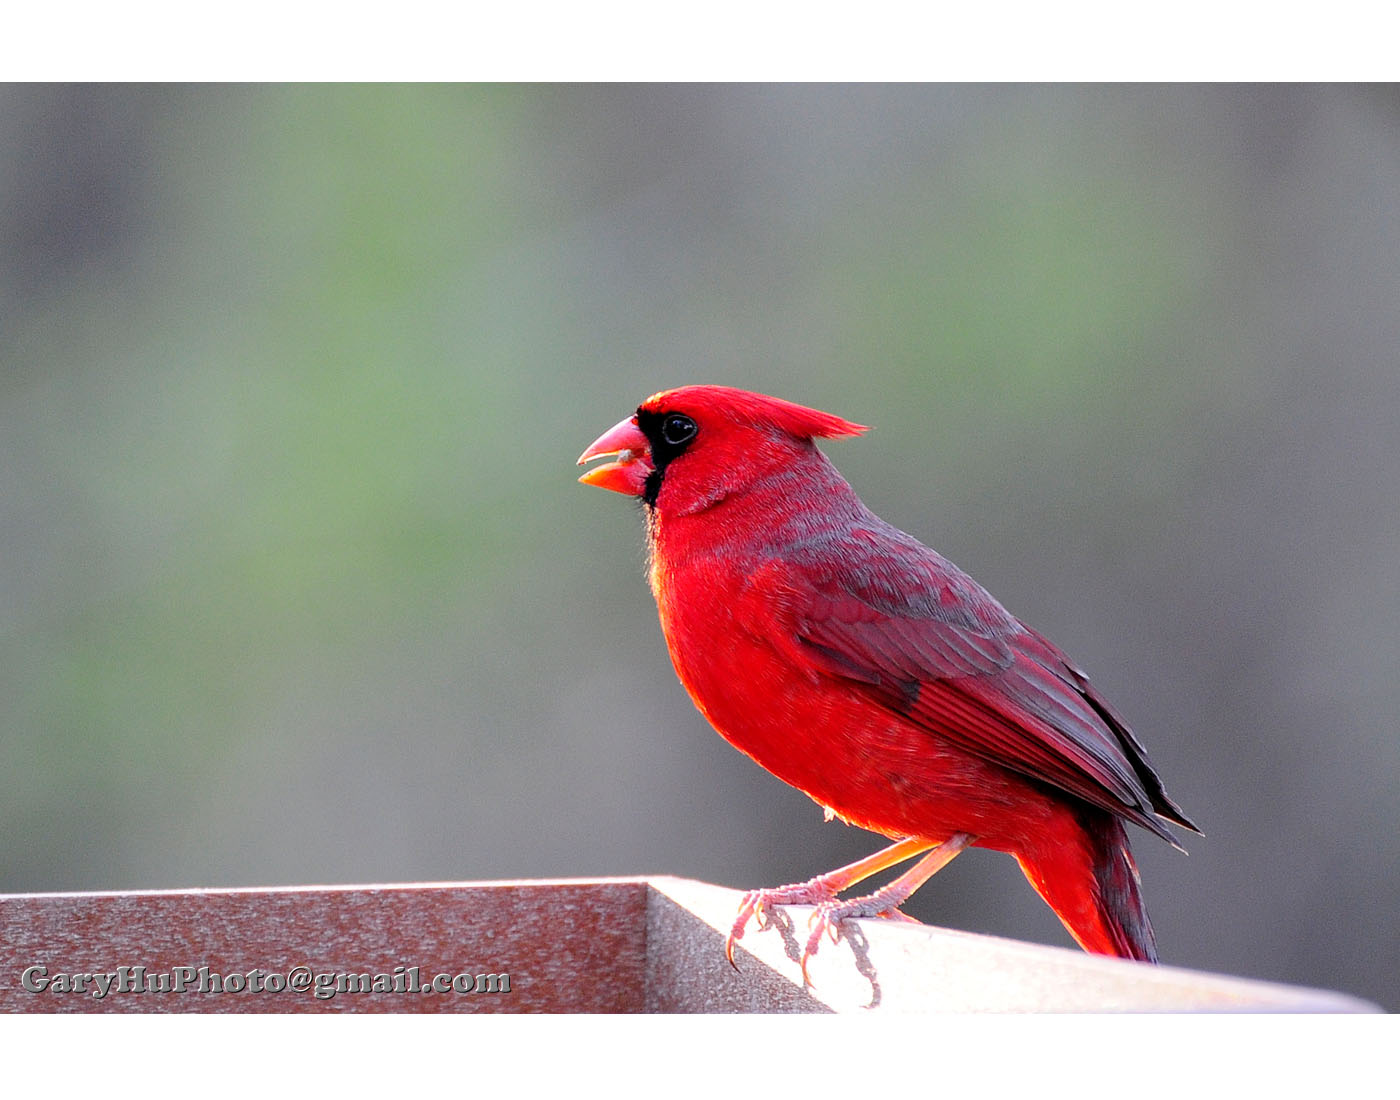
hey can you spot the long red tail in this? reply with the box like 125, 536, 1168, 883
1016, 808, 1159, 962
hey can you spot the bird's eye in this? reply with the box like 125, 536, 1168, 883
662, 414, 697, 446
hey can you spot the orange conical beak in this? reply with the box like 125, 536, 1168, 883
577, 414, 653, 496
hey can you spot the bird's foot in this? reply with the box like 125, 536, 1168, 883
726, 875, 844, 968
800, 893, 917, 984
724, 834, 974, 980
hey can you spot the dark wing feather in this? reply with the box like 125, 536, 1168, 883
786, 522, 1199, 843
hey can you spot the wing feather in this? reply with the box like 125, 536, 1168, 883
774, 524, 1198, 842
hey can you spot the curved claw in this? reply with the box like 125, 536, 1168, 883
725, 897, 753, 968
799, 920, 830, 986
725, 889, 773, 968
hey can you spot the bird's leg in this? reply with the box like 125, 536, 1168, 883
726, 836, 934, 966
800, 832, 975, 983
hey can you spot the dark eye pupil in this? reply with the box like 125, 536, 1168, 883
662, 415, 696, 445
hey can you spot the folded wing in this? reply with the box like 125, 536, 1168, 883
775, 523, 1199, 844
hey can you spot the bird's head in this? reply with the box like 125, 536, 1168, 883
577, 385, 867, 514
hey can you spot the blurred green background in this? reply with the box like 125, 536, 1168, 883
2, 84, 1397, 1009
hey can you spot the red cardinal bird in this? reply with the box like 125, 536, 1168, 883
578, 385, 1197, 969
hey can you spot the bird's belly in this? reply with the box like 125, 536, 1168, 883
664, 618, 1057, 851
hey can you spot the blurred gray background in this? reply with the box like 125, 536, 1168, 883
2, 84, 1396, 1010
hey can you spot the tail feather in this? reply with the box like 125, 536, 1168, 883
1017, 808, 1159, 963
